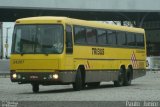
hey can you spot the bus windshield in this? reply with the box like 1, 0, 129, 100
12, 24, 64, 54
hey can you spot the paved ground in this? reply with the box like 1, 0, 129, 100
0, 71, 160, 102
0, 59, 9, 74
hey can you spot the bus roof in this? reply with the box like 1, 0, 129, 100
16, 16, 145, 33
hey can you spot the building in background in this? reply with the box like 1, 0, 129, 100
0, 22, 14, 59
0, 22, 2, 59
143, 21, 160, 70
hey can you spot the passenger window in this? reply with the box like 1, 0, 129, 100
107, 30, 117, 45
74, 26, 86, 44
97, 29, 107, 45
86, 28, 97, 45
136, 34, 144, 47
127, 33, 136, 46
117, 31, 126, 45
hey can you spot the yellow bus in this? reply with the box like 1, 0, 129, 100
10, 16, 146, 93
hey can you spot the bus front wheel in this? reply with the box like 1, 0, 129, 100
72, 69, 82, 91
31, 83, 39, 93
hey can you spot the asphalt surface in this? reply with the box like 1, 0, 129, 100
0, 71, 160, 107
0, 59, 9, 74
0, 71, 160, 102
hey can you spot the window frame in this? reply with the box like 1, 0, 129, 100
73, 25, 145, 49
11, 24, 64, 54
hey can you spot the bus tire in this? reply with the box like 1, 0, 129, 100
114, 68, 125, 87
87, 82, 100, 87
124, 67, 133, 86
72, 69, 82, 91
32, 83, 39, 93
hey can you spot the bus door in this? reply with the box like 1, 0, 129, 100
65, 25, 74, 68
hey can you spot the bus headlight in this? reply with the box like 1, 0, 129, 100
53, 74, 58, 79
12, 73, 17, 79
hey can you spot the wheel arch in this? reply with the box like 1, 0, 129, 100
119, 65, 126, 71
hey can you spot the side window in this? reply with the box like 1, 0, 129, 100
126, 33, 136, 46
86, 28, 97, 45
74, 26, 86, 44
97, 29, 107, 45
136, 33, 144, 47
117, 31, 126, 46
66, 25, 73, 54
107, 30, 117, 45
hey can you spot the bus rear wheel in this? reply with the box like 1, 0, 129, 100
31, 83, 39, 93
124, 67, 133, 86
114, 68, 125, 87
72, 69, 82, 91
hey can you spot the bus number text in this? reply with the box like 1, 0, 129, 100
92, 48, 104, 55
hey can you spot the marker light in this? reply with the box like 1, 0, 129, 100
12, 73, 17, 79
53, 74, 58, 79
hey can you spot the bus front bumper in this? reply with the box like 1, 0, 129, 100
10, 71, 76, 84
